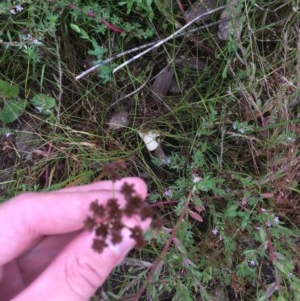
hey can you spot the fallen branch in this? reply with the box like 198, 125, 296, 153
75, 6, 229, 80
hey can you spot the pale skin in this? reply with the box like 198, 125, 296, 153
0, 178, 150, 301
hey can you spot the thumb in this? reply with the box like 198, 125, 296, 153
12, 219, 151, 301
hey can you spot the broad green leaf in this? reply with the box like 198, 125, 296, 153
70, 24, 90, 40
225, 204, 239, 218
0, 100, 26, 123
259, 227, 267, 244
173, 237, 187, 255
0, 80, 19, 99
70, 23, 80, 33
275, 260, 294, 276
30, 93, 56, 115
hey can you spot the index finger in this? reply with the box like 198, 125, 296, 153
57, 177, 147, 194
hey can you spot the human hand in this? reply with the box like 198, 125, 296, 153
0, 178, 150, 301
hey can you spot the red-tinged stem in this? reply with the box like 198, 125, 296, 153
149, 200, 179, 207
259, 208, 281, 293
100, 17, 124, 33
133, 189, 193, 300
264, 224, 281, 292
177, 1, 185, 14
44, 143, 53, 188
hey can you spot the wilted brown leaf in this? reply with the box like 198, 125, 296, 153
218, 0, 243, 41
175, 56, 206, 71
151, 65, 174, 102
107, 108, 129, 130
185, 0, 218, 23
188, 209, 204, 222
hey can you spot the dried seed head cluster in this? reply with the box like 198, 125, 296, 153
102, 160, 127, 181
84, 182, 152, 253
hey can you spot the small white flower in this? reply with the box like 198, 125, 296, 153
274, 216, 280, 224
32, 39, 43, 46
35, 106, 43, 113
15, 4, 24, 12
164, 189, 173, 198
212, 228, 218, 235
248, 260, 256, 266
192, 174, 201, 183
288, 273, 293, 278
287, 136, 295, 142
161, 157, 172, 165
5, 132, 12, 138
266, 221, 272, 228
22, 33, 32, 40
10, 8, 16, 14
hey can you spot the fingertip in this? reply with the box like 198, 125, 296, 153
58, 177, 148, 198
113, 177, 147, 200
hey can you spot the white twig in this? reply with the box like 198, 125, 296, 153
75, 5, 228, 80
113, 5, 226, 73
75, 41, 157, 80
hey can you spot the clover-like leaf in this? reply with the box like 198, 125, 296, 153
0, 80, 19, 99
0, 100, 26, 123
30, 93, 56, 115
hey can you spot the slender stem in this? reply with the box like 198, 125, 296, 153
133, 189, 193, 300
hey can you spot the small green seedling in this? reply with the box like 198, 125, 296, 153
0, 80, 26, 124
